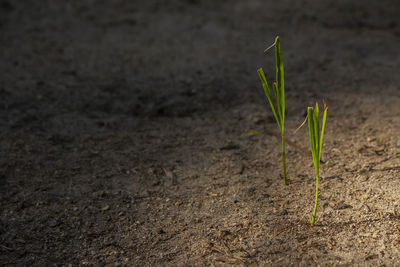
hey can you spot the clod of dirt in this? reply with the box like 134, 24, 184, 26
219, 143, 240, 150
334, 203, 353, 210
365, 254, 379, 261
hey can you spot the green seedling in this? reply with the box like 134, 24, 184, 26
257, 36, 287, 185
307, 101, 328, 225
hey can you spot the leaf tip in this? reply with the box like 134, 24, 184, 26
322, 99, 328, 111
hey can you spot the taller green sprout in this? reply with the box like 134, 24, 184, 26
307, 101, 327, 225
257, 36, 287, 185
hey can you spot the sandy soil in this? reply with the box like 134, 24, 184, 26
1, 0, 400, 266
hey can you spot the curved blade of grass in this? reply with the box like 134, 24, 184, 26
264, 41, 276, 53
257, 68, 281, 129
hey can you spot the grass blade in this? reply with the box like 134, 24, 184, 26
314, 103, 320, 159
319, 102, 328, 160
275, 36, 285, 124
249, 129, 265, 137
257, 68, 281, 129
273, 82, 283, 131
307, 107, 317, 167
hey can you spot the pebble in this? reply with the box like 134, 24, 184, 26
335, 203, 352, 210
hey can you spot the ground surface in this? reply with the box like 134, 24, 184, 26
1, 0, 400, 266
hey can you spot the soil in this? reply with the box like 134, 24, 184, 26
1, 0, 400, 266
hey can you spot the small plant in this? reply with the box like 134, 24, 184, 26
307, 101, 327, 225
257, 36, 287, 185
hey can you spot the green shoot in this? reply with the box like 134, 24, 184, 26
249, 129, 266, 137
257, 36, 287, 185
307, 101, 328, 225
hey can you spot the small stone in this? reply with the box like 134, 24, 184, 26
362, 204, 371, 212
335, 203, 352, 210
157, 228, 166, 234
102, 205, 110, 211
365, 254, 378, 261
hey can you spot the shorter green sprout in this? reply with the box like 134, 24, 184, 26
307, 101, 328, 225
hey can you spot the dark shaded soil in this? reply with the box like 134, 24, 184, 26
1, 0, 400, 266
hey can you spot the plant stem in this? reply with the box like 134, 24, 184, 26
310, 173, 319, 225
281, 133, 287, 185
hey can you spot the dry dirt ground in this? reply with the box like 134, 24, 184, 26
1, 0, 400, 266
